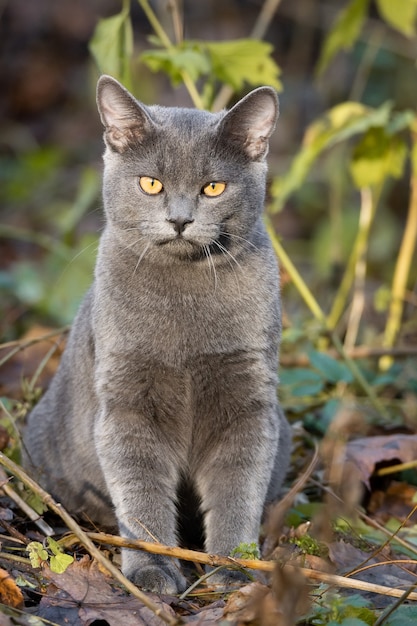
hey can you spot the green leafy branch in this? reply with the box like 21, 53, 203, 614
89, 0, 282, 110
269, 97, 417, 371
317, 0, 417, 77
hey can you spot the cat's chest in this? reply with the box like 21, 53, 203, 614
95, 264, 275, 363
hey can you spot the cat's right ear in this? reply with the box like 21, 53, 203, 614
96, 75, 153, 153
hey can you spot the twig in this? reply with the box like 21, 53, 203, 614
374, 582, 417, 626
0, 551, 31, 565
280, 345, 417, 366
0, 468, 54, 537
309, 477, 417, 559
0, 327, 69, 367
64, 532, 417, 601
4, 453, 416, 604
0, 453, 182, 626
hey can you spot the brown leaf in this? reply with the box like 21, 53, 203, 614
368, 480, 417, 525
0, 568, 24, 608
345, 434, 417, 489
222, 575, 309, 626
38, 556, 176, 626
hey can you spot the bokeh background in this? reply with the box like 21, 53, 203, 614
1, 0, 416, 346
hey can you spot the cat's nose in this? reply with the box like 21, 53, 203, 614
167, 217, 194, 235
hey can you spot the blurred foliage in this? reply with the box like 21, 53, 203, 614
0, 2, 417, 622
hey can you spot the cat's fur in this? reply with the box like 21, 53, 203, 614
23, 76, 291, 594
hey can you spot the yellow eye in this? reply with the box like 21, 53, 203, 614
202, 182, 226, 197
139, 176, 163, 195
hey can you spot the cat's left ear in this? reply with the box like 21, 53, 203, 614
220, 87, 279, 161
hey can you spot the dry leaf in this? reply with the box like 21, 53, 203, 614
345, 434, 417, 488
0, 568, 24, 608
38, 556, 175, 626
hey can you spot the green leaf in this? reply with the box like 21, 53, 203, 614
141, 44, 210, 86
46, 537, 63, 556
386, 109, 416, 135
50, 553, 74, 574
46, 538, 74, 573
350, 128, 408, 188
27, 542, 48, 568
384, 605, 417, 626
327, 617, 369, 626
376, 0, 417, 37
205, 39, 282, 91
230, 542, 260, 559
89, 0, 133, 88
316, 0, 370, 75
308, 350, 354, 384
280, 368, 325, 398
271, 101, 392, 211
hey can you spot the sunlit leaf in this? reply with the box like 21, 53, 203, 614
350, 128, 407, 188
271, 101, 392, 211
46, 537, 64, 556
50, 553, 74, 574
141, 39, 282, 92
89, 0, 133, 88
376, 0, 417, 37
205, 39, 282, 91
316, 0, 370, 75
141, 45, 210, 86
27, 542, 48, 569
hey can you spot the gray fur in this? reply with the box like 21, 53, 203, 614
23, 76, 291, 594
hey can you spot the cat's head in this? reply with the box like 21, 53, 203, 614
96, 75, 278, 264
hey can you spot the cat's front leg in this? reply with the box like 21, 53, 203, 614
94, 407, 187, 594
195, 407, 282, 587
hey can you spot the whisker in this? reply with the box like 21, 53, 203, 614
203, 244, 218, 293
218, 231, 261, 253
132, 242, 151, 277
211, 240, 241, 297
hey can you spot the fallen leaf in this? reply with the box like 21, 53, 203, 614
328, 540, 416, 606
0, 568, 24, 608
38, 556, 176, 626
345, 435, 417, 489
368, 481, 417, 525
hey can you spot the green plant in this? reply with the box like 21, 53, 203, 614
27, 537, 74, 574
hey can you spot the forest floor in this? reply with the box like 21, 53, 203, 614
0, 326, 417, 625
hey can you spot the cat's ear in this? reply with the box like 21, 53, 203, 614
96, 75, 154, 152
220, 87, 278, 160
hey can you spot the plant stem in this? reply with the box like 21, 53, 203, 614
137, 0, 204, 109
212, 0, 284, 111
266, 220, 326, 324
137, 0, 171, 48
381, 126, 417, 369
0, 453, 181, 626
327, 185, 380, 332
344, 186, 374, 348
266, 219, 389, 418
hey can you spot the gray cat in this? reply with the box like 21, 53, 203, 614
23, 75, 291, 594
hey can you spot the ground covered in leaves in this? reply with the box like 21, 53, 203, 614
0, 328, 417, 625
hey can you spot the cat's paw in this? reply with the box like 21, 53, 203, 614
206, 567, 251, 589
127, 564, 187, 595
